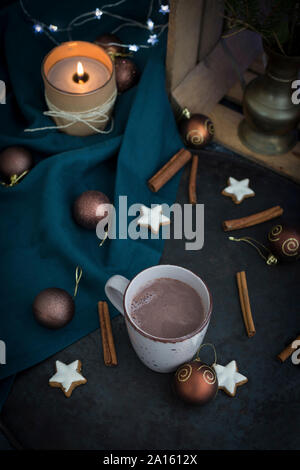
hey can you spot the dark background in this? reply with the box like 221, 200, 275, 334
1, 1, 15, 9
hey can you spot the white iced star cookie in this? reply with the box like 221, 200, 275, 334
49, 360, 87, 398
137, 204, 170, 234
213, 360, 248, 397
222, 177, 255, 204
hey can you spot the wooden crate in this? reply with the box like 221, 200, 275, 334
165, 1, 300, 184
209, 56, 300, 185
166, 0, 262, 116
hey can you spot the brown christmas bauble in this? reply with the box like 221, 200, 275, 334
95, 34, 124, 57
114, 57, 139, 93
268, 224, 300, 262
173, 359, 218, 405
33, 287, 75, 329
73, 190, 110, 230
0, 146, 34, 185
179, 113, 214, 149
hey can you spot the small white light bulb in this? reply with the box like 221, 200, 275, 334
129, 44, 139, 52
95, 8, 103, 19
49, 24, 58, 32
159, 4, 170, 14
147, 34, 158, 46
147, 18, 154, 31
33, 24, 43, 33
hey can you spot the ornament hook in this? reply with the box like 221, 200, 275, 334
229, 236, 278, 265
195, 343, 217, 366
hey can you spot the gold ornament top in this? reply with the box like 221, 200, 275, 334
1, 170, 29, 187
181, 107, 191, 119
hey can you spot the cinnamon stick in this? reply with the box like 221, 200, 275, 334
98, 301, 118, 366
189, 155, 199, 205
223, 205, 283, 232
148, 148, 192, 192
236, 271, 256, 337
103, 301, 118, 366
277, 335, 300, 363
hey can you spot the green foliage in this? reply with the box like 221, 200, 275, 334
224, 0, 300, 55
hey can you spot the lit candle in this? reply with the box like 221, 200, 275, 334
42, 41, 117, 136
47, 56, 111, 94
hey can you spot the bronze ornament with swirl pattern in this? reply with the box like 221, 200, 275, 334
179, 113, 214, 149
268, 224, 300, 262
173, 360, 218, 405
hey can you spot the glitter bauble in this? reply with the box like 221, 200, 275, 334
95, 33, 124, 57
33, 288, 75, 329
114, 57, 139, 93
173, 359, 218, 405
179, 113, 214, 149
268, 224, 300, 262
72, 190, 110, 230
0, 146, 34, 185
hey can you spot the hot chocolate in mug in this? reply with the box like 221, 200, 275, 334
105, 265, 213, 373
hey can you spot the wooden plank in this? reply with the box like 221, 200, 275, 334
166, 0, 205, 93
225, 70, 257, 105
198, 0, 224, 61
209, 104, 300, 184
171, 30, 262, 115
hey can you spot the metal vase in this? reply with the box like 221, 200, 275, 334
239, 44, 300, 155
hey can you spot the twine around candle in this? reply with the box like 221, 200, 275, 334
24, 90, 117, 134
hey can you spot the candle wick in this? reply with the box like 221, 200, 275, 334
73, 72, 89, 84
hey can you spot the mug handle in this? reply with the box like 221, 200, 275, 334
104, 275, 130, 316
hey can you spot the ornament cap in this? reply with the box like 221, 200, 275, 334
266, 254, 278, 265
181, 107, 191, 119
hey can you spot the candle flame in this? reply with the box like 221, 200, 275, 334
77, 61, 84, 78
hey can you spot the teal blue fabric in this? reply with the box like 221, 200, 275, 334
0, 0, 182, 410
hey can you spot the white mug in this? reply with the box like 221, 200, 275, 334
105, 264, 212, 373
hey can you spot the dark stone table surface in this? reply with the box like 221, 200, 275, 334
1, 147, 300, 450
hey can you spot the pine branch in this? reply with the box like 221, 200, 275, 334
224, 0, 299, 55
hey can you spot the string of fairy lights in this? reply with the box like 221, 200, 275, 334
19, 0, 170, 50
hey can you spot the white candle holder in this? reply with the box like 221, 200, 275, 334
42, 41, 117, 137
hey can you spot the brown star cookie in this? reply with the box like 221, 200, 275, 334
222, 177, 255, 204
49, 360, 87, 398
213, 360, 248, 397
